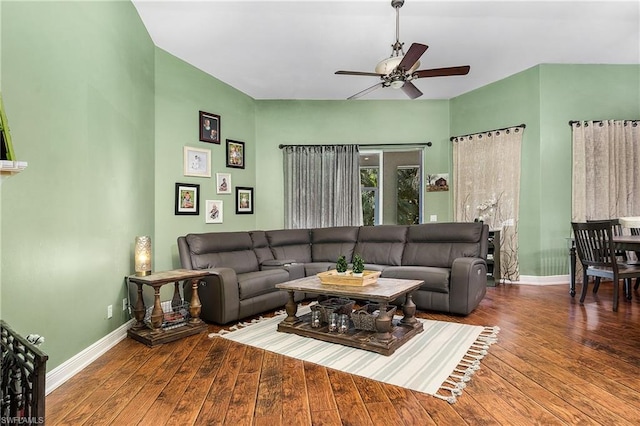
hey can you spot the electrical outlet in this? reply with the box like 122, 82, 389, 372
430, 215, 437, 222
107, 305, 113, 319
122, 298, 128, 311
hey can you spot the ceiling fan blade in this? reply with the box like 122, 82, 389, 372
336, 70, 384, 77
413, 65, 471, 79
401, 81, 423, 99
397, 43, 428, 72
347, 82, 384, 100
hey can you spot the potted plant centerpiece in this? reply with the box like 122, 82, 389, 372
335, 255, 348, 275
352, 254, 365, 277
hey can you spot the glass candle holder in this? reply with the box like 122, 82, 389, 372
338, 314, 349, 334
328, 313, 338, 332
311, 309, 322, 328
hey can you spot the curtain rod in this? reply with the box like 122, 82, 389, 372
449, 123, 526, 142
278, 142, 432, 149
568, 119, 639, 126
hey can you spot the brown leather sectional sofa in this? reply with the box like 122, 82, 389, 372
178, 222, 489, 324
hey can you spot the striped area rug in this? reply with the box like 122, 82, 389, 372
215, 306, 499, 403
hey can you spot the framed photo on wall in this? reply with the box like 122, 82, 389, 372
216, 172, 231, 194
236, 186, 253, 214
205, 200, 223, 224
199, 110, 220, 144
175, 183, 200, 215
226, 139, 245, 169
183, 146, 211, 177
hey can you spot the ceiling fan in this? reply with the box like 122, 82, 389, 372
335, 0, 470, 100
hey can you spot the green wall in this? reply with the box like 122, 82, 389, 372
1, 1, 155, 369
153, 48, 256, 272
537, 64, 640, 275
450, 64, 640, 276
254, 99, 451, 230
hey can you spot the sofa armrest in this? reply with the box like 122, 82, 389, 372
183, 267, 240, 324
177, 236, 194, 270
449, 257, 487, 315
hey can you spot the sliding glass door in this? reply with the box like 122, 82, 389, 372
360, 149, 423, 225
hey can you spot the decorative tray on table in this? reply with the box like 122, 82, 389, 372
316, 269, 381, 286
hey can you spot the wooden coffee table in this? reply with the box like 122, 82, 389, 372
276, 275, 424, 355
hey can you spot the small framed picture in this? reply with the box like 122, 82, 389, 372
199, 111, 220, 144
183, 146, 211, 177
226, 139, 245, 169
216, 172, 231, 194
205, 200, 223, 224
236, 186, 253, 214
175, 183, 199, 215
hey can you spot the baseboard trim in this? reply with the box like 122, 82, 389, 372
507, 274, 570, 286
45, 319, 135, 395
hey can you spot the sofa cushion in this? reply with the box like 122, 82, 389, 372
237, 269, 290, 300
249, 231, 275, 265
185, 232, 259, 273
354, 225, 408, 266
311, 226, 360, 262
402, 223, 484, 268
266, 229, 312, 263
381, 266, 450, 293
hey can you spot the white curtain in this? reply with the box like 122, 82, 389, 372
283, 145, 363, 229
571, 120, 640, 221
453, 126, 524, 281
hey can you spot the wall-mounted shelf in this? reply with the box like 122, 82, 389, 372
0, 160, 28, 180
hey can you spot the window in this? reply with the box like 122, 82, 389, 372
360, 149, 423, 225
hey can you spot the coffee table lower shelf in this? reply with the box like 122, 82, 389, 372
277, 312, 423, 356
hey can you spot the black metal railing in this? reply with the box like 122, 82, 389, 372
1, 320, 48, 424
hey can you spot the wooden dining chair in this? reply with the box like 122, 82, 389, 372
571, 221, 640, 311
587, 218, 627, 293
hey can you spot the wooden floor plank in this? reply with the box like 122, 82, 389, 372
303, 362, 338, 413
254, 351, 283, 420
326, 369, 373, 425
136, 333, 216, 425
164, 337, 234, 426
281, 357, 311, 425
44, 283, 640, 425
193, 340, 247, 424
45, 338, 145, 424
110, 334, 202, 425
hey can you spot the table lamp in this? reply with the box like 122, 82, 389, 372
134, 236, 152, 276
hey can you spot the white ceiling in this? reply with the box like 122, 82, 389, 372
132, 0, 640, 100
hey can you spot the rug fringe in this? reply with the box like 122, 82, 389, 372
433, 325, 500, 404
207, 309, 288, 338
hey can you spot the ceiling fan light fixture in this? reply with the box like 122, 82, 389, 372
375, 56, 420, 75
390, 80, 405, 89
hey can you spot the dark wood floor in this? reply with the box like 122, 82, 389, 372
46, 282, 640, 425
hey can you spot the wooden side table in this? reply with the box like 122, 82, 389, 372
126, 269, 210, 347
